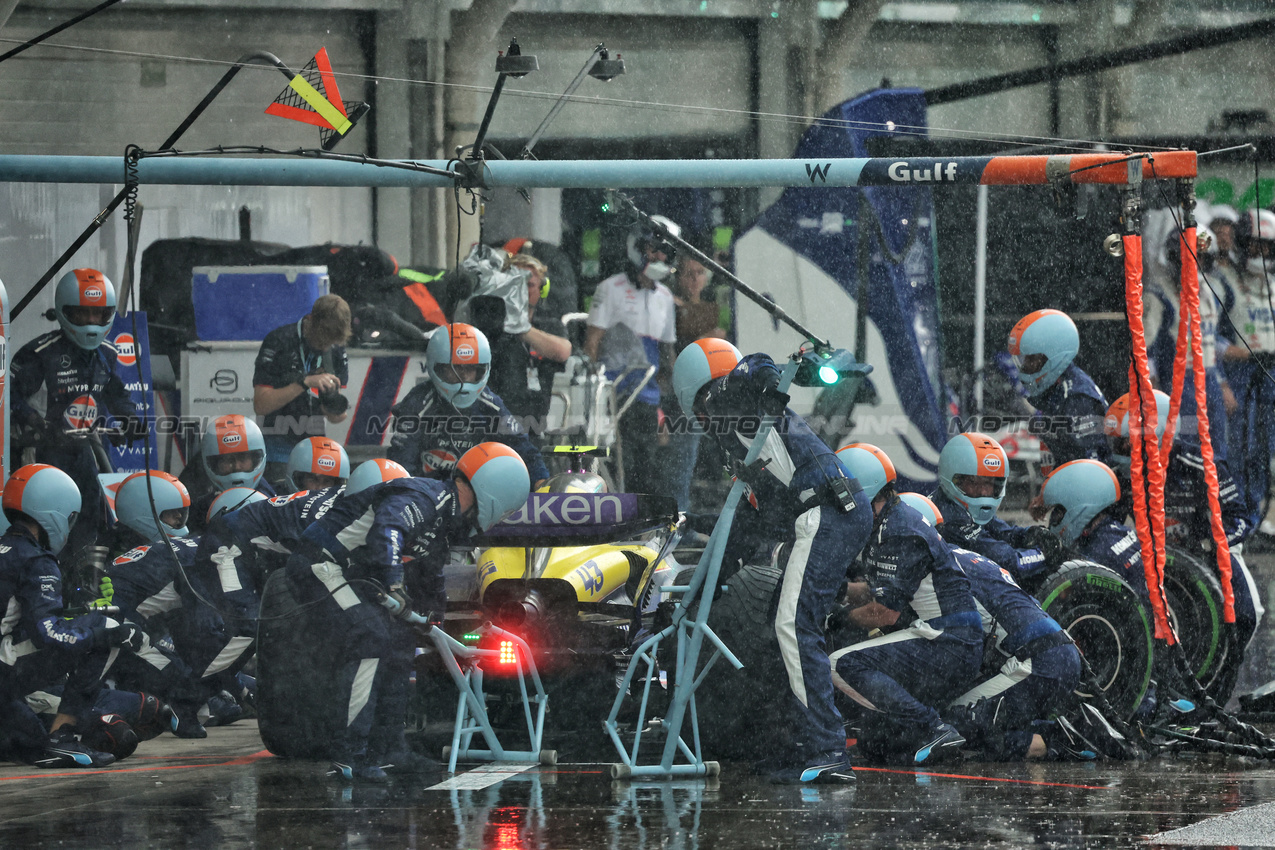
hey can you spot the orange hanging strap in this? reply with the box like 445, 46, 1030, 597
1179, 225, 1236, 621
1161, 244, 1190, 471
1124, 233, 1174, 642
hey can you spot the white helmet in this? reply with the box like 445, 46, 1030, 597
627, 215, 681, 284
1237, 208, 1275, 276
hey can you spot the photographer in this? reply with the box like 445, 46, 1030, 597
252, 295, 352, 485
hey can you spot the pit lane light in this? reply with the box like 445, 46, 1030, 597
793, 347, 872, 388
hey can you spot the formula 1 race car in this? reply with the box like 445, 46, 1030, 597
414, 455, 683, 738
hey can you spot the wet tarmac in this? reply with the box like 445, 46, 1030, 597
3, 720, 1275, 849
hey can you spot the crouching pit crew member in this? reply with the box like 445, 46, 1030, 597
282, 443, 530, 782
829, 445, 983, 766
672, 338, 873, 784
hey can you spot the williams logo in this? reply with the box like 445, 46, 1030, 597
805, 162, 832, 183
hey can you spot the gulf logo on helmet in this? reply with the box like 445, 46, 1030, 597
963, 432, 1006, 478
74, 269, 109, 305
63, 395, 98, 430
450, 324, 481, 364
214, 415, 248, 453
316, 454, 338, 473
114, 333, 136, 367
422, 448, 458, 473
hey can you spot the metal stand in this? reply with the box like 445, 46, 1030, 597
604, 357, 801, 779
427, 623, 555, 774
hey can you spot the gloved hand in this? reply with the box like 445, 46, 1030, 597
759, 385, 790, 416
88, 576, 115, 610
384, 584, 413, 619
97, 620, 146, 653
1018, 524, 1069, 570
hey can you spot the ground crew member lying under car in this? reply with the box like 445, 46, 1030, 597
830, 444, 983, 766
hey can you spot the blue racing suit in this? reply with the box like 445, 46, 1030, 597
930, 490, 1051, 582
184, 487, 344, 682
284, 478, 472, 764
947, 547, 1079, 760
387, 383, 549, 482
11, 330, 142, 556
107, 536, 219, 708
0, 526, 117, 754
829, 498, 982, 749
700, 353, 873, 762
1031, 363, 1111, 469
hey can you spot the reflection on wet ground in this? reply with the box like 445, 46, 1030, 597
2, 722, 1274, 849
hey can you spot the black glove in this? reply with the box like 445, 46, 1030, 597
1018, 524, 1068, 570
384, 585, 413, 620
98, 621, 146, 653
759, 385, 790, 416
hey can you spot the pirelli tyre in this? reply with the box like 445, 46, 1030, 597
1163, 544, 1233, 698
693, 562, 790, 760
1035, 560, 1155, 721
256, 571, 344, 759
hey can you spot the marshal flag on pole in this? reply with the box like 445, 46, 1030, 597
265, 47, 370, 150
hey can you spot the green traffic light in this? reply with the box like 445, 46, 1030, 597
601, 202, 611, 213
818, 365, 839, 385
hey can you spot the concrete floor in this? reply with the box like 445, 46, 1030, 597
2, 722, 1275, 848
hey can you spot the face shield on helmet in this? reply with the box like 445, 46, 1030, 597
1238, 208, 1275, 276
1104, 390, 1175, 469
205, 487, 269, 524
456, 442, 531, 533
55, 268, 117, 350
672, 338, 742, 417
3, 464, 82, 554
286, 437, 350, 492
426, 323, 491, 410
1041, 459, 1121, 544
938, 432, 1008, 526
201, 415, 267, 491
898, 492, 943, 528
835, 443, 896, 502
627, 215, 682, 284
346, 458, 410, 496
114, 471, 191, 542
1007, 309, 1079, 397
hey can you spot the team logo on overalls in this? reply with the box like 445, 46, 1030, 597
316, 454, 338, 472
113, 545, 151, 565
63, 395, 97, 429
422, 448, 458, 473
114, 333, 136, 367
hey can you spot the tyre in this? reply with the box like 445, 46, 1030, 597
1162, 544, 1232, 697
256, 571, 344, 759
1035, 560, 1155, 721
693, 562, 789, 760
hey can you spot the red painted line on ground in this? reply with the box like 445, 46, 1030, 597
852, 765, 1110, 790
0, 750, 272, 781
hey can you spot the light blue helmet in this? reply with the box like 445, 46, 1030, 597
205, 487, 268, 524
286, 437, 351, 491
55, 268, 117, 350
672, 337, 742, 416
456, 442, 531, 532
1041, 459, 1121, 544
898, 492, 944, 528
938, 432, 1008, 526
115, 471, 191, 542
427, 323, 491, 409
835, 443, 896, 502
1104, 390, 1175, 469
1008, 309, 1079, 397
201, 415, 267, 492
346, 458, 409, 496
3, 464, 82, 554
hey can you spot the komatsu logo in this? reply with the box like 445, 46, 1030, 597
502, 494, 625, 526
887, 161, 958, 183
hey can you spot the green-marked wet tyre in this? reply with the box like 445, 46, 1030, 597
1035, 559, 1155, 721
1163, 544, 1233, 698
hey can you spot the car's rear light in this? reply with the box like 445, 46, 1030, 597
499, 640, 518, 666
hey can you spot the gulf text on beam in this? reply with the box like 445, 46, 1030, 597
0, 152, 1196, 189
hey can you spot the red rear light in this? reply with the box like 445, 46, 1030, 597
499, 640, 518, 666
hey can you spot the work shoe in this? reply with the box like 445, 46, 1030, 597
169, 702, 208, 739
1041, 717, 1098, 761
767, 754, 856, 785
203, 691, 245, 728
32, 728, 116, 769
328, 761, 390, 784
914, 723, 965, 765
379, 750, 443, 776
